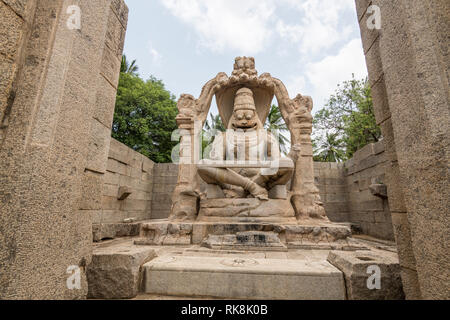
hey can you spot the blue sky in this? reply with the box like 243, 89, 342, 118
123, 0, 368, 116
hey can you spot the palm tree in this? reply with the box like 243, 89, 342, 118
202, 114, 225, 157
121, 55, 139, 75
204, 113, 225, 133
314, 132, 346, 162
265, 105, 290, 155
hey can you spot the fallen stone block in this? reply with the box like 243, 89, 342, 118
87, 244, 156, 299
327, 250, 405, 300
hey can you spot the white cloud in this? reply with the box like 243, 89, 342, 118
160, 0, 276, 54
287, 38, 367, 109
276, 0, 355, 55
147, 41, 162, 65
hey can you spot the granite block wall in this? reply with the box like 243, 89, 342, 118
97, 138, 154, 224
0, 0, 128, 299
344, 141, 394, 240
355, 0, 449, 299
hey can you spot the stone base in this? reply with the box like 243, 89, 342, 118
143, 255, 346, 300
198, 198, 296, 223
134, 220, 365, 251
202, 231, 287, 251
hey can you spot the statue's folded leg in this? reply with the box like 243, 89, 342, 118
267, 168, 294, 190
198, 167, 268, 200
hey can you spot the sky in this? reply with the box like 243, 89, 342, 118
123, 0, 368, 116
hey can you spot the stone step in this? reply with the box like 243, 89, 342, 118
143, 255, 346, 300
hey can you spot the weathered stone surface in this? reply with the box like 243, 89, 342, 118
117, 186, 132, 200
327, 250, 405, 300
170, 58, 326, 222
356, 0, 450, 299
369, 183, 388, 198
92, 223, 141, 242
144, 255, 346, 300
135, 221, 193, 245
198, 198, 295, 222
97, 138, 154, 223
0, 0, 128, 299
201, 231, 287, 251
87, 242, 156, 299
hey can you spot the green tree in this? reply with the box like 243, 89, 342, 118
202, 113, 225, 156
313, 76, 381, 161
120, 55, 139, 75
265, 105, 290, 155
204, 113, 225, 133
112, 66, 178, 163
313, 132, 346, 162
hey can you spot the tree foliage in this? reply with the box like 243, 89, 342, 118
112, 61, 178, 163
120, 55, 139, 75
265, 105, 290, 155
313, 76, 381, 162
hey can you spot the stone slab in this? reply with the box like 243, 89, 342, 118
327, 250, 405, 300
143, 255, 346, 300
87, 242, 156, 299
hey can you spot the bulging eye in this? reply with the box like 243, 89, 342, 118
245, 113, 252, 120
237, 113, 244, 120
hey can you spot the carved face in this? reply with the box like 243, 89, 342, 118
230, 109, 259, 130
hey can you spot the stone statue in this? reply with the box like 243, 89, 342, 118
198, 87, 294, 201
170, 57, 327, 222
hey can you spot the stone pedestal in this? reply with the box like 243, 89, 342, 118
133, 220, 365, 252
198, 198, 296, 223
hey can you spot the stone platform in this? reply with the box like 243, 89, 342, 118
87, 237, 404, 300
143, 255, 346, 300
133, 219, 366, 251
198, 198, 296, 223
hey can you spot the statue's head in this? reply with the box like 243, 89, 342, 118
228, 87, 263, 131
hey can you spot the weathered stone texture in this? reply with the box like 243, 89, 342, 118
92, 138, 154, 240
0, 0, 128, 299
343, 142, 394, 241
87, 242, 156, 299
328, 250, 405, 300
144, 255, 346, 300
355, 0, 449, 299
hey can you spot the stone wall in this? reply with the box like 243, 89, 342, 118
314, 162, 349, 223
355, 0, 449, 299
0, 0, 128, 299
97, 138, 154, 224
151, 163, 178, 219
344, 141, 393, 240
